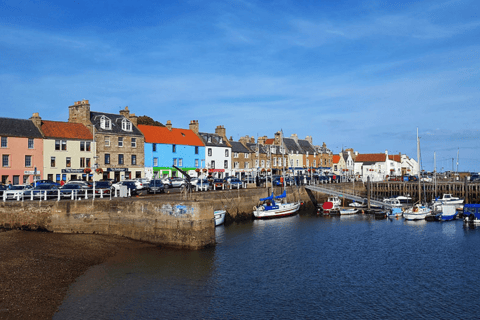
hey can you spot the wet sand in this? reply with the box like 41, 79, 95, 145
0, 230, 156, 320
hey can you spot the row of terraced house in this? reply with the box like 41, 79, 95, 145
0, 99, 418, 185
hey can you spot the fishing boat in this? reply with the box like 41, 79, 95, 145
349, 200, 364, 208
436, 205, 457, 221
387, 207, 403, 218
431, 194, 464, 212
320, 199, 340, 215
253, 190, 300, 219
328, 196, 341, 207
339, 208, 358, 215
214, 210, 226, 226
403, 204, 431, 221
383, 198, 402, 207
463, 204, 480, 224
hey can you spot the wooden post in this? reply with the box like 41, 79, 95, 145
367, 177, 372, 210
465, 177, 469, 204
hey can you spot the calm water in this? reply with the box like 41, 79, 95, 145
55, 213, 480, 319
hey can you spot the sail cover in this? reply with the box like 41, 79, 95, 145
275, 190, 286, 199
260, 193, 274, 202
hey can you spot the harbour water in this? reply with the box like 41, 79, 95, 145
55, 212, 480, 319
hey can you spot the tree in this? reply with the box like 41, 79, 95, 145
137, 116, 164, 127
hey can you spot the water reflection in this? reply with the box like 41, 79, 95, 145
54, 246, 216, 320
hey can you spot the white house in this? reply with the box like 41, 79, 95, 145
354, 150, 402, 182
197, 125, 232, 179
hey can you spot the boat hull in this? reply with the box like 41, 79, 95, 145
254, 202, 300, 219
214, 210, 226, 226
339, 208, 358, 215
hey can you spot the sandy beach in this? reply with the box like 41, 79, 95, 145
0, 230, 156, 320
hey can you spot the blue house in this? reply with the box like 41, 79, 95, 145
138, 121, 205, 179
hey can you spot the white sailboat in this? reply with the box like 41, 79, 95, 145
404, 128, 431, 221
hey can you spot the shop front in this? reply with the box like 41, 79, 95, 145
152, 167, 198, 178
61, 168, 100, 182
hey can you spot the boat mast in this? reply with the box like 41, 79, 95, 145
434, 151, 437, 198
417, 128, 421, 204
456, 148, 459, 177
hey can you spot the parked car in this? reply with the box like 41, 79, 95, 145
34, 179, 61, 187
170, 177, 186, 188
65, 180, 92, 189
60, 184, 83, 198
24, 184, 59, 198
0, 185, 7, 197
112, 181, 137, 195
4, 185, 33, 200
119, 179, 144, 191
93, 181, 113, 196
226, 177, 243, 189
192, 179, 210, 191
147, 180, 165, 194
160, 178, 173, 189
134, 178, 149, 190
212, 178, 226, 189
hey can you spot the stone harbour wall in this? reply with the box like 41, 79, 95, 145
0, 199, 215, 249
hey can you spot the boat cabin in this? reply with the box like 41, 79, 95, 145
464, 204, 480, 220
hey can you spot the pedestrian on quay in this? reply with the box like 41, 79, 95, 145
60, 180, 65, 186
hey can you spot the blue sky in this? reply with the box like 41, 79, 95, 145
1, 0, 479, 172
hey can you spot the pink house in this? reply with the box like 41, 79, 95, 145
0, 115, 44, 185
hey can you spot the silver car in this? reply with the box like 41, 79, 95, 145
4, 185, 33, 200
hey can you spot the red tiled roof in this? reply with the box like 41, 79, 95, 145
332, 155, 340, 163
41, 120, 93, 140
355, 154, 387, 162
265, 139, 274, 145
138, 125, 204, 146
388, 155, 401, 162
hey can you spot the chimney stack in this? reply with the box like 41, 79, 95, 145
166, 120, 172, 131
215, 125, 226, 138
30, 112, 42, 130
189, 120, 199, 134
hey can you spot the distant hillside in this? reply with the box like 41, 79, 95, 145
137, 116, 165, 127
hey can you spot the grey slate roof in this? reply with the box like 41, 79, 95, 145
283, 138, 303, 154
0, 117, 43, 138
246, 143, 272, 155
198, 132, 231, 147
230, 141, 253, 153
90, 112, 143, 136
298, 139, 316, 154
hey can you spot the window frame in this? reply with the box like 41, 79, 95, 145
1, 137, 7, 148
2, 154, 9, 167
25, 155, 32, 167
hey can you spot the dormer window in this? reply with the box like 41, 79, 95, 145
100, 116, 111, 130
219, 137, 223, 144
122, 119, 132, 132
208, 137, 212, 143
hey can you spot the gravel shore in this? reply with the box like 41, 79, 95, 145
0, 230, 156, 320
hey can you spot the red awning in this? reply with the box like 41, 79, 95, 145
208, 169, 225, 173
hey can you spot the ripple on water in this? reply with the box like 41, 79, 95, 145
55, 216, 480, 320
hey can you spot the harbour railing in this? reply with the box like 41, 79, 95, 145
1, 188, 131, 202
